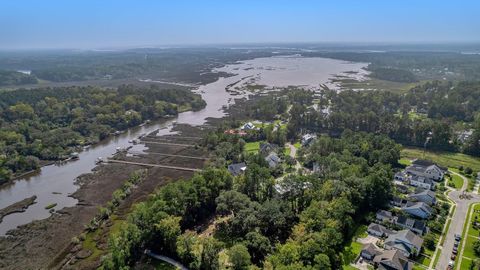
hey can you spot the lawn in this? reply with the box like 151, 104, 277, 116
284, 146, 291, 156
448, 174, 464, 190
460, 257, 473, 270
398, 157, 412, 166
415, 254, 432, 267
342, 241, 363, 265
401, 147, 480, 172
293, 142, 301, 149
245, 141, 261, 153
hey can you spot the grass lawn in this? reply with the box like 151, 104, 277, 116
245, 141, 261, 153
284, 146, 291, 156
460, 257, 473, 270
342, 265, 359, 270
415, 254, 432, 267
401, 147, 480, 172
152, 260, 176, 270
399, 158, 412, 166
293, 142, 301, 149
448, 174, 464, 190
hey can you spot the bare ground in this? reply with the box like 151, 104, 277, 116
0, 126, 209, 270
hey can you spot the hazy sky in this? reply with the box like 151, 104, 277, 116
1, 0, 479, 49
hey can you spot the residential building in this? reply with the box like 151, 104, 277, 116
376, 210, 394, 223
259, 142, 278, 156
227, 162, 247, 176
384, 230, 423, 257
394, 216, 427, 235
402, 202, 432, 219
265, 152, 281, 168
406, 162, 444, 181
409, 175, 435, 190
241, 122, 256, 130
408, 189, 436, 206
361, 243, 382, 261
367, 223, 393, 238
301, 134, 316, 146
390, 196, 408, 207
373, 249, 413, 270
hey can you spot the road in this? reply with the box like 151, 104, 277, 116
436, 171, 480, 270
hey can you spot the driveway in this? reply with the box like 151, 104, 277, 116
436, 171, 480, 270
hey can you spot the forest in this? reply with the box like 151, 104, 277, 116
99, 131, 398, 270
277, 81, 480, 156
0, 70, 38, 86
0, 84, 205, 184
303, 51, 480, 81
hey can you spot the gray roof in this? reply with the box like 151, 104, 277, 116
362, 243, 382, 257
265, 152, 281, 167
377, 210, 393, 219
385, 230, 423, 252
410, 175, 433, 185
374, 249, 412, 270
227, 162, 247, 176
368, 223, 392, 236
409, 189, 436, 199
403, 202, 433, 215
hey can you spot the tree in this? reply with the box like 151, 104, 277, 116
228, 244, 251, 270
200, 237, 223, 270
313, 254, 331, 270
474, 240, 480, 257
244, 232, 272, 265
424, 234, 436, 250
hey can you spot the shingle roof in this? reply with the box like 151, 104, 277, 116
374, 249, 412, 270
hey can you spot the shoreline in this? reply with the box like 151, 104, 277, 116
0, 196, 37, 223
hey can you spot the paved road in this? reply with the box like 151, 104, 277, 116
436, 171, 480, 270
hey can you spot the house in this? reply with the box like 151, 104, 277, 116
409, 175, 435, 190
373, 249, 413, 270
394, 216, 427, 235
402, 202, 432, 219
457, 130, 474, 144
241, 122, 256, 130
265, 152, 281, 168
390, 196, 408, 207
259, 142, 278, 156
227, 162, 247, 176
406, 162, 444, 181
367, 223, 393, 238
301, 134, 316, 146
376, 210, 394, 223
361, 243, 382, 260
384, 230, 423, 257
394, 171, 409, 182
395, 184, 409, 194
408, 189, 436, 206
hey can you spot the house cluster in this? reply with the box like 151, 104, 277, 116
394, 159, 445, 191
227, 142, 282, 176
359, 160, 443, 270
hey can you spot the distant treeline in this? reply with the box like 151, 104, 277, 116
0, 70, 37, 86
0, 84, 205, 184
304, 51, 480, 81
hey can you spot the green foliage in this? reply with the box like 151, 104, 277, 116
0, 84, 204, 182
228, 244, 251, 270
370, 67, 417, 83
0, 70, 37, 86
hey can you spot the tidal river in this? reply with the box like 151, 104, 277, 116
0, 56, 368, 235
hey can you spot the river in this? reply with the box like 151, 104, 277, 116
0, 56, 368, 235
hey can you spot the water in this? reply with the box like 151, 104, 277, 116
0, 56, 368, 235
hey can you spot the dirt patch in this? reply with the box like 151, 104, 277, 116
0, 196, 37, 223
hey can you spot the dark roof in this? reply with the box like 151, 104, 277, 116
377, 210, 393, 218
227, 162, 247, 176
374, 249, 412, 270
395, 216, 426, 232
362, 243, 381, 257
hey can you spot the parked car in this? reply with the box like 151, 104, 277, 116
455, 234, 461, 241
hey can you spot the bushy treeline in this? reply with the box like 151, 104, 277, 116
0, 84, 205, 184
100, 131, 398, 269
286, 81, 480, 156
0, 70, 37, 86
370, 67, 417, 82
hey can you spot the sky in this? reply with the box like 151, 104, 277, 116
1, 0, 479, 49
